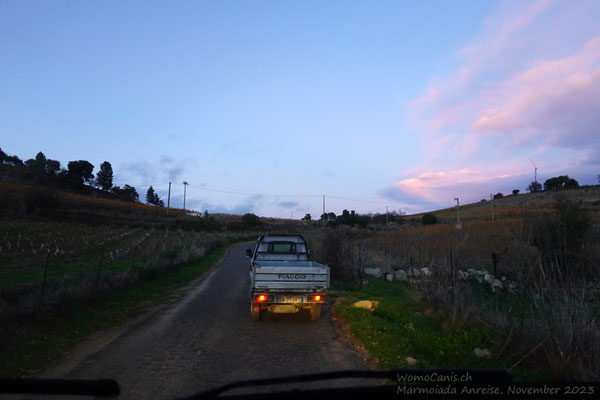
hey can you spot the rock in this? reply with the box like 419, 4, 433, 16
457, 270, 467, 281
385, 273, 394, 282
483, 273, 494, 283
501, 276, 507, 281
405, 356, 417, 366
353, 300, 379, 312
420, 267, 432, 277
490, 279, 504, 292
394, 269, 408, 281
362, 267, 382, 279
409, 268, 421, 277
361, 279, 370, 286
467, 268, 478, 276
473, 348, 492, 358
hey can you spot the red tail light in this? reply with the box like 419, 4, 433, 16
314, 295, 321, 301
256, 295, 267, 302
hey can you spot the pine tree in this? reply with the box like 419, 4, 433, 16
146, 186, 156, 205
96, 161, 113, 191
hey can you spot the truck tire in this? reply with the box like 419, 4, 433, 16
310, 304, 321, 321
251, 303, 261, 321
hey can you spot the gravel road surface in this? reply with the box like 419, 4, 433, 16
41, 242, 372, 399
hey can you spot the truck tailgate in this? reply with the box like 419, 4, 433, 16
252, 265, 330, 291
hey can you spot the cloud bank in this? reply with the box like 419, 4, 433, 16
387, 0, 600, 207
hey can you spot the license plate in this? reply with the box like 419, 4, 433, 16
274, 295, 305, 303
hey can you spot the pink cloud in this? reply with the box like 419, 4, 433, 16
393, 0, 600, 207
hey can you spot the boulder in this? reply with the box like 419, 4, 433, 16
394, 269, 408, 281
362, 267, 382, 278
385, 273, 394, 282
483, 273, 494, 283
420, 267, 432, 277
457, 270, 467, 281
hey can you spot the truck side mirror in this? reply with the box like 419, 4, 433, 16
246, 249, 252, 257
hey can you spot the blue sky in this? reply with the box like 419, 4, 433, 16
2, 0, 599, 218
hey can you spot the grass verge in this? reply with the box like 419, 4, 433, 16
1, 241, 236, 378
332, 277, 550, 381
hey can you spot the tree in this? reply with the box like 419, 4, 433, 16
146, 186, 156, 205
527, 181, 542, 192
512, 189, 520, 195
33, 152, 47, 173
493, 192, 503, 200
544, 175, 579, 191
302, 213, 312, 220
154, 192, 164, 207
67, 160, 94, 184
96, 161, 114, 191
45, 159, 61, 175
112, 185, 139, 202
565, 178, 579, 189
0, 148, 23, 166
241, 213, 261, 227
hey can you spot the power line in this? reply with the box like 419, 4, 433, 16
114, 181, 420, 209
187, 185, 321, 198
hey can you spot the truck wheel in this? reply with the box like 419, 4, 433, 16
251, 303, 261, 321
310, 304, 321, 321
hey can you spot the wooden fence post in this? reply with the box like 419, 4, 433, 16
96, 250, 105, 282
38, 252, 51, 309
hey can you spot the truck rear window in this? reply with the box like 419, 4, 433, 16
269, 243, 296, 253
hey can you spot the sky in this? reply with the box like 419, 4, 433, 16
1, 0, 599, 218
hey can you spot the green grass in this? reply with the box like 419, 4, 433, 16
1, 242, 233, 378
334, 277, 550, 381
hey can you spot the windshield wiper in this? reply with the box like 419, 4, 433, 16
180, 368, 511, 399
0, 378, 120, 397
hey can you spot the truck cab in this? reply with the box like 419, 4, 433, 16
247, 234, 329, 321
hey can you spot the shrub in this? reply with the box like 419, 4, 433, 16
512, 189, 520, 195
422, 213, 437, 225
241, 213, 261, 228
321, 230, 359, 288
532, 196, 591, 279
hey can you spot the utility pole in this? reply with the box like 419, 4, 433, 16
490, 194, 494, 221
386, 206, 389, 225
322, 195, 325, 218
167, 182, 171, 215
454, 198, 460, 223
182, 181, 188, 211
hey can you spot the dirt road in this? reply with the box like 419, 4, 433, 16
43, 243, 370, 398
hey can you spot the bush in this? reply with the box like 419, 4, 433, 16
532, 196, 591, 279
512, 189, 520, 195
321, 230, 359, 288
422, 213, 437, 225
241, 213, 261, 228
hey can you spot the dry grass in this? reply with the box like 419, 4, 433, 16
303, 193, 600, 380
